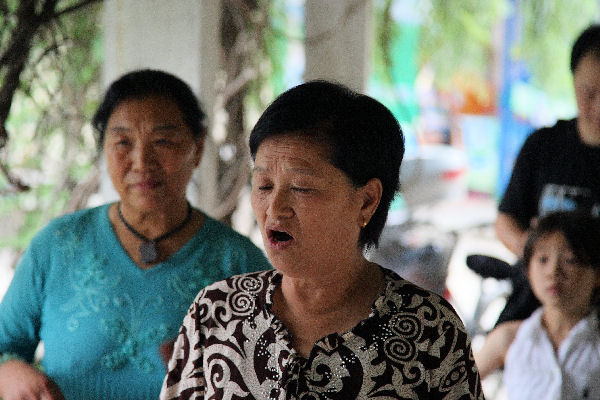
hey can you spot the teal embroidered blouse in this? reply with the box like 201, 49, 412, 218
0, 204, 270, 399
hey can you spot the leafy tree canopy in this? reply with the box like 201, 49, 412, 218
0, 0, 102, 251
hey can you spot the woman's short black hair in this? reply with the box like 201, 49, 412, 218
570, 24, 600, 73
249, 80, 405, 249
523, 211, 600, 270
92, 69, 207, 147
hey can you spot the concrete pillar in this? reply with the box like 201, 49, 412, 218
97, 0, 221, 214
304, 0, 372, 91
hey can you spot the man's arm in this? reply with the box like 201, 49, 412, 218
474, 320, 522, 379
495, 211, 530, 258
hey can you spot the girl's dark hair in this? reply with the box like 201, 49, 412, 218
249, 80, 405, 249
92, 69, 206, 147
523, 211, 600, 269
570, 24, 600, 73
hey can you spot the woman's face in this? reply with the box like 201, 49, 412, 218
574, 54, 600, 144
103, 95, 203, 212
251, 133, 380, 279
528, 231, 600, 316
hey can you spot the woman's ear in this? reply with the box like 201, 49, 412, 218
360, 178, 382, 225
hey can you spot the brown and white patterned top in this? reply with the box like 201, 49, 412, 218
160, 268, 484, 399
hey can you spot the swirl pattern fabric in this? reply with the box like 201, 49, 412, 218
161, 268, 483, 399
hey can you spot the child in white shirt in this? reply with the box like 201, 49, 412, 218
475, 211, 600, 399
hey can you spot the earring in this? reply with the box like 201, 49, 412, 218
362, 220, 368, 228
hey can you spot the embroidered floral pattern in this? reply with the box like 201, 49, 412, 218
100, 294, 168, 372
58, 230, 120, 331
56, 228, 168, 373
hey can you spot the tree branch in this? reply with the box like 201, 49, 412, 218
64, 165, 100, 213
0, 158, 30, 191
49, 0, 103, 21
0, 1, 51, 148
0, 0, 8, 15
0, 0, 97, 151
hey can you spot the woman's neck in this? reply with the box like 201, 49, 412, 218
274, 260, 383, 357
119, 200, 190, 238
280, 259, 382, 314
110, 201, 203, 269
542, 306, 591, 351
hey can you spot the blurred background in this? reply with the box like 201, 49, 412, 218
0, 1, 598, 397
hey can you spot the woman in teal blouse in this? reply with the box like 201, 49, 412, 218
0, 69, 270, 400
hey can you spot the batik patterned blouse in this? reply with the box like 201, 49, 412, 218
161, 268, 484, 399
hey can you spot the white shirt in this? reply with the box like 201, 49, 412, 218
504, 308, 600, 400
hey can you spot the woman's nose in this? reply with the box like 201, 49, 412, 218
266, 188, 293, 218
547, 261, 563, 277
131, 142, 156, 170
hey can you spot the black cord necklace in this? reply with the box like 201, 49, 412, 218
117, 202, 193, 264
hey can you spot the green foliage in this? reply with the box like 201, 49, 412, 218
517, 0, 599, 98
0, 1, 103, 255
376, 0, 599, 103
372, 3, 420, 124
418, 0, 509, 87
245, 0, 294, 122
373, 0, 396, 88
261, 0, 291, 97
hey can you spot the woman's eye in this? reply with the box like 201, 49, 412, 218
257, 185, 272, 191
155, 138, 172, 145
536, 255, 549, 264
564, 256, 578, 265
292, 187, 311, 193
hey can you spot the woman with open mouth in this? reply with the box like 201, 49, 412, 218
161, 80, 484, 399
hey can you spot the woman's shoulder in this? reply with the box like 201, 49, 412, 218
195, 269, 277, 300
513, 308, 544, 338
380, 267, 453, 305
378, 267, 465, 324
504, 309, 544, 361
186, 270, 276, 325
31, 204, 109, 243
381, 268, 437, 297
201, 215, 261, 248
195, 215, 270, 272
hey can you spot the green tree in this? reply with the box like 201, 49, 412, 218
0, 0, 290, 263
376, 0, 599, 100
518, 0, 599, 98
0, 0, 103, 255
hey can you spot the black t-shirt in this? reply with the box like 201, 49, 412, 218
499, 118, 600, 229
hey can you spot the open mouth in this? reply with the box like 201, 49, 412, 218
268, 229, 294, 243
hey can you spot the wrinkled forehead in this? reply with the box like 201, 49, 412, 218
255, 130, 334, 160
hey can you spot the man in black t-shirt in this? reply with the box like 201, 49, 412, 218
494, 24, 600, 323
499, 119, 600, 233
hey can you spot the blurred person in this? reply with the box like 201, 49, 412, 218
0, 69, 270, 400
494, 24, 600, 324
160, 80, 484, 399
475, 212, 600, 399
